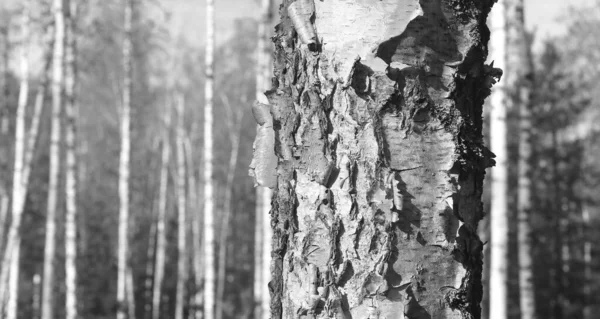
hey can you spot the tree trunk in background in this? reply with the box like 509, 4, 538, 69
489, 1, 509, 318
0, 24, 10, 261
507, 0, 536, 317
175, 92, 187, 319
186, 136, 203, 319
582, 205, 592, 319
41, 0, 65, 317
127, 266, 136, 319
251, 1, 498, 318
254, 0, 274, 317
203, 0, 215, 318
216, 96, 242, 319
64, 1, 78, 318
145, 206, 157, 318
152, 101, 172, 319
117, 0, 133, 317
33, 273, 41, 319
2, 5, 30, 317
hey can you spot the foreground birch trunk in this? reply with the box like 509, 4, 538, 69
2, 5, 30, 317
152, 101, 172, 319
41, 0, 65, 317
175, 93, 187, 319
253, 0, 274, 318
506, 0, 536, 318
117, 0, 133, 317
203, 0, 215, 318
64, 1, 78, 318
251, 1, 499, 318
488, 1, 508, 318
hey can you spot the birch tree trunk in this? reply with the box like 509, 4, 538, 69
203, 0, 215, 318
175, 92, 187, 319
506, 1, 536, 318
489, 1, 508, 318
152, 100, 172, 319
145, 207, 157, 318
117, 0, 133, 317
251, 1, 498, 318
2, 4, 30, 318
41, 0, 65, 317
254, 0, 274, 317
64, 1, 78, 318
186, 136, 203, 319
0, 20, 11, 239
216, 96, 242, 319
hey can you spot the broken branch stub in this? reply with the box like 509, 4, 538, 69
288, 0, 317, 48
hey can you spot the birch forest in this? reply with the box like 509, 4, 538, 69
0, 0, 598, 319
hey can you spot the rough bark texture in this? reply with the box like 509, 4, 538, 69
117, 0, 133, 317
203, 0, 216, 318
488, 1, 508, 318
64, 1, 78, 318
506, 1, 535, 318
251, 0, 498, 318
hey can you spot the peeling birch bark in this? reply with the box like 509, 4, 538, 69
255, 1, 498, 318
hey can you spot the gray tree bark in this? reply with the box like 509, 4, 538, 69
251, 1, 499, 318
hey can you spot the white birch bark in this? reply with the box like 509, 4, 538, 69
64, 1, 78, 317
186, 136, 203, 319
203, 0, 215, 318
489, 1, 509, 319
41, 0, 65, 317
2, 4, 30, 318
254, 1, 273, 317
175, 92, 187, 319
152, 100, 172, 319
117, 0, 133, 317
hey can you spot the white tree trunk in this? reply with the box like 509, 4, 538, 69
33, 273, 41, 319
64, 1, 78, 318
117, 0, 133, 317
203, 0, 215, 318
489, 1, 508, 319
254, 1, 273, 317
186, 136, 202, 319
175, 92, 187, 319
2, 4, 30, 318
41, 0, 65, 317
152, 100, 172, 319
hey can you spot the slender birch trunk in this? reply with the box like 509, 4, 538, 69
186, 136, 202, 319
64, 1, 78, 318
254, 1, 274, 317
41, 0, 65, 317
582, 204, 592, 319
117, 0, 133, 317
152, 101, 172, 319
175, 92, 187, 319
33, 273, 41, 319
0, 25, 10, 241
203, 0, 215, 318
251, 1, 498, 318
507, 0, 536, 317
144, 208, 157, 318
216, 97, 242, 319
127, 266, 136, 319
2, 4, 30, 318
489, 1, 509, 318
